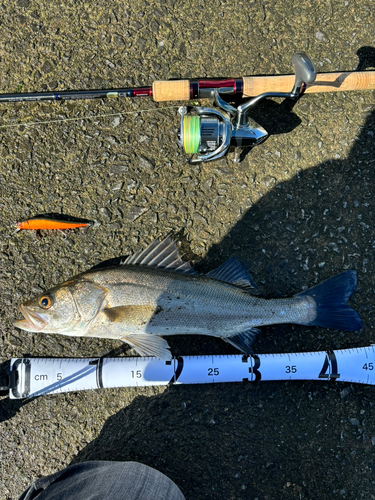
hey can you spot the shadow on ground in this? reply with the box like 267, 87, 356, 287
67, 89, 375, 499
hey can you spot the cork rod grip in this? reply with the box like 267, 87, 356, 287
243, 71, 375, 96
152, 72, 375, 101
153, 80, 190, 101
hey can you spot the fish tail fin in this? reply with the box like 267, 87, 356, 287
297, 270, 363, 331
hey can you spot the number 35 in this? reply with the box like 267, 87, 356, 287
285, 365, 297, 373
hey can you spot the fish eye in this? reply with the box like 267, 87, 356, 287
39, 296, 53, 309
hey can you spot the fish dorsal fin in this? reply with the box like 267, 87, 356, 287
121, 236, 197, 274
206, 256, 257, 292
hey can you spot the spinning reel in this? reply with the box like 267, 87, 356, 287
178, 52, 316, 163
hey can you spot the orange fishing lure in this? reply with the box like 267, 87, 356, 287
15, 214, 94, 232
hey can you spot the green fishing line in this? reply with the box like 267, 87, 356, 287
183, 115, 200, 154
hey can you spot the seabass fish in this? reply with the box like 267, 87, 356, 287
14, 237, 362, 360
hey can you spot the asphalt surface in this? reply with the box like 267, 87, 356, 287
1, 0, 375, 498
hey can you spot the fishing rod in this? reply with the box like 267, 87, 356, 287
2, 52, 375, 163
4, 345, 375, 398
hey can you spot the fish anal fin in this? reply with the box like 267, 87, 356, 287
223, 328, 259, 355
122, 334, 172, 360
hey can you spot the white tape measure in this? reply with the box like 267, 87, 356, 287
8, 345, 375, 399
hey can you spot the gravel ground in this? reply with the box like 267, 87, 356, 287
1, 0, 375, 498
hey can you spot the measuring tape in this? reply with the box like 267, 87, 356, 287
7, 346, 375, 399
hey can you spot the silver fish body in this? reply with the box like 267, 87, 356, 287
14, 237, 362, 359
73, 265, 316, 337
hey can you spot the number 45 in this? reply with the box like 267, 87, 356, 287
363, 363, 374, 371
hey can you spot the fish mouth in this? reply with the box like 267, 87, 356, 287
13, 304, 48, 332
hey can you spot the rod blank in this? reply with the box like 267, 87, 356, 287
0, 70, 374, 104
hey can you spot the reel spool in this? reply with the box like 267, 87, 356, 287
181, 115, 225, 155
179, 104, 267, 164
178, 105, 232, 163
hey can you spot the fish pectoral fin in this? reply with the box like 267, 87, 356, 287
223, 328, 259, 355
103, 305, 160, 326
121, 334, 172, 360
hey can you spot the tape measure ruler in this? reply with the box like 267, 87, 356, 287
5, 345, 375, 399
